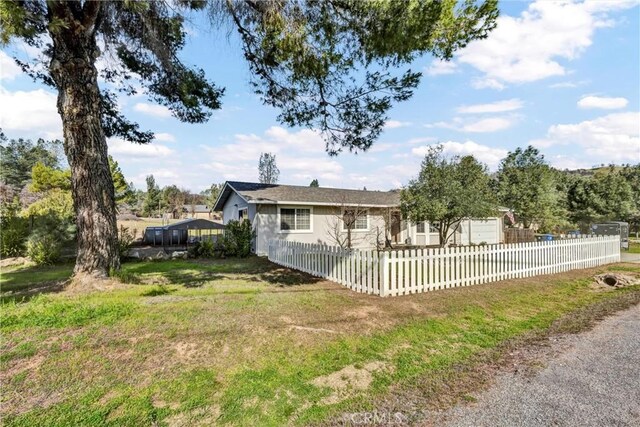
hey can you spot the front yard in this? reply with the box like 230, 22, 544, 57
1, 257, 639, 426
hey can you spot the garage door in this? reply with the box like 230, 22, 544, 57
469, 219, 499, 244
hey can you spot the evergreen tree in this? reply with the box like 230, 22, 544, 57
143, 175, 161, 218
1, 0, 497, 278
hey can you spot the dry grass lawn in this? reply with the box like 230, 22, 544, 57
1, 257, 639, 426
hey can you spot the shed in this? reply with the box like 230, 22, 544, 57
143, 218, 225, 246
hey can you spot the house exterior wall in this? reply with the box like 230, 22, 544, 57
253, 204, 390, 255
222, 192, 250, 223
405, 218, 504, 246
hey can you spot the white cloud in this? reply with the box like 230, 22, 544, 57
108, 138, 174, 159
471, 78, 506, 91
0, 51, 21, 81
412, 140, 508, 170
577, 95, 628, 109
549, 80, 589, 89
458, 0, 638, 87
384, 120, 412, 129
408, 136, 437, 145
133, 102, 172, 118
0, 86, 61, 138
457, 99, 523, 114
425, 115, 516, 133
154, 132, 176, 143
531, 112, 640, 164
199, 126, 344, 184
462, 117, 513, 133
425, 59, 458, 76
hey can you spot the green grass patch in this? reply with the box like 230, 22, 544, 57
1, 297, 134, 330
628, 242, 640, 254
1, 259, 638, 426
0, 263, 73, 293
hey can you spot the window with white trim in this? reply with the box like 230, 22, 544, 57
416, 221, 426, 234
342, 209, 368, 231
280, 208, 311, 231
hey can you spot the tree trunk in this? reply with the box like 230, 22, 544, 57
49, 4, 120, 278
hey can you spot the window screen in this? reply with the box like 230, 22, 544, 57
280, 208, 295, 230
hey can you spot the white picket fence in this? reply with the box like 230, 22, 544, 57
268, 236, 621, 297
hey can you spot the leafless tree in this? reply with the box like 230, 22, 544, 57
325, 199, 370, 249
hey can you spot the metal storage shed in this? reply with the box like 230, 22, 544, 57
143, 218, 225, 246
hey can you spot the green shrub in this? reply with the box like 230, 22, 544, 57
0, 198, 29, 257
118, 226, 134, 260
197, 239, 216, 258
222, 219, 255, 258
26, 234, 62, 265
25, 214, 74, 265
0, 218, 29, 257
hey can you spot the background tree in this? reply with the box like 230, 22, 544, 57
567, 167, 634, 232
495, 146, 559, 229
621, 164, 640, 234
162, 185, 187, 218
201, 183, 223, 209
258, 152, 280, 184
109, 156, 135, 209
309, 179, 319, 188
0, 133, 61, 189
1, 1, 222, 278
401, 145, 496, 246
1, 0, 498, 278
142, 175, 162, 218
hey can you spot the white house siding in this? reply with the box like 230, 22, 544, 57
253, 205, 389, 255
222, 192, 251, 223
407, 218, 504, 246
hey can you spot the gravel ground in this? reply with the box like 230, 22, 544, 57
432, 304, 640, 427
621, 252, 640, 263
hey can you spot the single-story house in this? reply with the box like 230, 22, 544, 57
213, 181, 507, 256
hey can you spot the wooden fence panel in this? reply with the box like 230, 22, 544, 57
268, 236, 620, 297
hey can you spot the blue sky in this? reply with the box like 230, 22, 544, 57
1, 0, 639, 192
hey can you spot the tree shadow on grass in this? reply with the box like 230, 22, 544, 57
259, 267, 324, 287
0, 262, 73, 303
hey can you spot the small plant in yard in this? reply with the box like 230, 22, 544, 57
117, 226, 135, 260
26, 234, 61, 265
222, 219, 255, 258
0, 198, 29, 257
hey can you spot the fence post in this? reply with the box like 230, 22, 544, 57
380, 251, 389, 297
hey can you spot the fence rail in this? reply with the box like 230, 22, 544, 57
268, 236, 621, 297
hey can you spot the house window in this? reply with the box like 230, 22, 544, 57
429, 221, 440, 233
342, 209, 368, 231
416, 221, 426, 234
238, 208, 248, 221
280, 208, 311, 231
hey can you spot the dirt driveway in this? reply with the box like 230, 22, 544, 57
431, 304, 640, 427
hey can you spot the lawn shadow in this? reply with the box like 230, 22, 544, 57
0, 262, 73, 303
259, 267, 324, 287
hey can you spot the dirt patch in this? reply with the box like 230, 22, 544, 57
0, 257, 30, 268
173, 342, 200, 362
290, 325, 341, 334
594, 273, 639, 289
312, 361, 392, 405
164, 405, 220, 427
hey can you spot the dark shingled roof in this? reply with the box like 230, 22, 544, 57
214, 181, 400, 211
